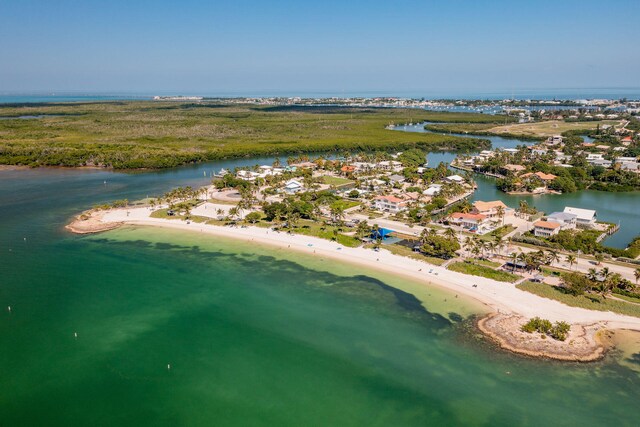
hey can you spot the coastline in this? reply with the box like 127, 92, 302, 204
477, 313, 606, 362
67, 207, 640, 360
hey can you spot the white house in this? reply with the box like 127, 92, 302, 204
423, 184, 442, 197
449, 212, 488, 231
533, 220, 561, 238
563, 207, 596, 228
444, 175, 465, 184
546, 212, 577, 230
283, 179, 304, 194
373, 195, 407, 213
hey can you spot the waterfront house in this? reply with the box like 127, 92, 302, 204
373, 195, 407, 213
521, 171, 557, 183
563, 207, 596, 228
503, 164, 526, 174
448, 212, 488, 231
533, 220, 561, 238
472, 200, 510, 218
546, 212, 577, 230
444, 175, 465, 184
423, 184, 442, 197
289, 161, 317, 170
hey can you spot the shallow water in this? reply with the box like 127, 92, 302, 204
1, 160, 640, 426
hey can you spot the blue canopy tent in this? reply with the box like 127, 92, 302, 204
370, 228, 394, 240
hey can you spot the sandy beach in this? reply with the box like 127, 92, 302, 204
69, 205, 640, 360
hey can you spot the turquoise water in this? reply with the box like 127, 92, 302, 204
1, 166, 640, 426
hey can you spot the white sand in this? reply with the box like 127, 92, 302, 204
101, 207, 640, 331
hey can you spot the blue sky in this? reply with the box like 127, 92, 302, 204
1, 0, 639, 95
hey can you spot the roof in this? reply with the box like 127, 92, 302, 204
375, 195, 404, 203
450, 212, 487, 221
389, 174, 405, 181
340, 165, 356, 172
446, 174, 465, 182
521, 171, 557, 181
534, 220, 561, 229
563, 207, 596, 220
504, 164, 526, 172
547, 212, 577, 221
473, 200, 507, 212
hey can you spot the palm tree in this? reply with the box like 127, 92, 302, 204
509, 252, 519, 272
496, 205, 506, 226
356, 220, 370, 241
634, 268, 640, 287
547, 250, 560, 266
463, 236, 474, 258
565, 254, 577, 270
444, 227, 457, 241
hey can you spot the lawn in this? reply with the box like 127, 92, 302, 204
286, 220, 361, 247
426, 119, 621, 139
322, 176, 353, 186
517, 281, 640, 318
381, 243, 447, 266
447, 261, 519, 282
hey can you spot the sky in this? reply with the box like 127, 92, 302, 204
1, 0, 639, 96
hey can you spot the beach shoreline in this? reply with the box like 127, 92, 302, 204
67, 207, 640, 360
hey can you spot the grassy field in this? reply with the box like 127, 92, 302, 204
517, 281, 640, 318
447, 261, 519, 282
0, 102, 505, 169
426, 120, 621, 139
379, 243, 447, 266
486, 120, 621, 138
322, 176, 353, 186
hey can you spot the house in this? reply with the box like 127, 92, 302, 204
236, 170, 260, 181
340, 165, 356, 174
545, 135, 563, 145
283, 179, 304, 194
289, 161, 317, 169
533, 220, 561, 238
521, 171, 557, 182
388, 174, 405, 184
373, 195, 407, 213
377, 160, 403, 171
449, 212, 488, 231
620, 161, 640, 172
503, 164, 526, 174
563, 207, 596, 228
546, 212, 577, 230
472, 200, 510, 218
444, 174, 465, 184
423, 184, 442, 197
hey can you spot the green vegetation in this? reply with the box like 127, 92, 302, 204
93, 199, 129, 210
517, 281, 640, 318
369, 242, 446, 265
447, 261, 519, 282
0, 102, 493, 169
417, 228, 460, 259
321, 176, 353, 186
521, 317, 570, 341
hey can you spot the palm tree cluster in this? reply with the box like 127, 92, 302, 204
504, 249, 561, 273
463, 235, 505, 259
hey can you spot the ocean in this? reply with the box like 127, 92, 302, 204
1, 166, 639, 426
